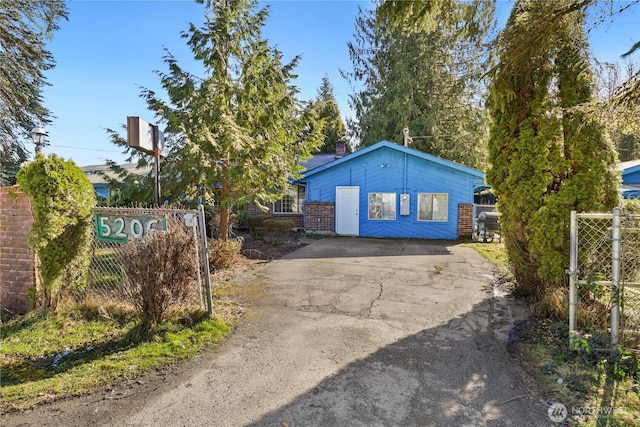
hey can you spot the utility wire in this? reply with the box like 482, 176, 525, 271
48, 144, 122, 153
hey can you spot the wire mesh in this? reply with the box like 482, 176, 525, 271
576, 212, 640, 351
80, 207, 208, 310
621, 214, 640, 347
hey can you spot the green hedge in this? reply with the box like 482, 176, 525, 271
245, 215, 270, 239
17, 154, 96, 313
262, 219, 294, 244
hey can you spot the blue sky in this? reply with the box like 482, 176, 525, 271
38, 0, 639, 166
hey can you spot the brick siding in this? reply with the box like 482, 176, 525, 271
0, 187, 34, 314
457, 203, 474, 238
242, 203, 304, 229
304, 202, 335, 233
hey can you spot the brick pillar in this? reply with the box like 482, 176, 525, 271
0, 187, 35, 314
457, 203, 473, 238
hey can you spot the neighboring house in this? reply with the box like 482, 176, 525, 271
82, 164, 152, 201
285, 140, 486, 239
620, 159, 640, 200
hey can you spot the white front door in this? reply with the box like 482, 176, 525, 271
336, 186, 359, 236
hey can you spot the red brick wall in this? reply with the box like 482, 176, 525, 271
242, 203, 304, 229
304, 202, 335, 233
457, 203, 473, 238
271, 213, 304, 229
0, 187, 34, 314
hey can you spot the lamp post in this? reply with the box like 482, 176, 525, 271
30, 125, 47, 157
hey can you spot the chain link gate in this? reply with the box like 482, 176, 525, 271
568, 208, 640, 353
86, 205, 213, 314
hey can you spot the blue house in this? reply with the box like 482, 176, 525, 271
294, 141, 486, 239
620, 159, 640, 199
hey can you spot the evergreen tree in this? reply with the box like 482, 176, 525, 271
487, 0, 619, 299
344, 4, 492, 168
0, 0, 67, 186
312, 75, 348, 154
141, 0, 323, 239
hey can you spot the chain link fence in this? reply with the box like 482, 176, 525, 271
80, 206, 212, 312
569, 209, 640, 352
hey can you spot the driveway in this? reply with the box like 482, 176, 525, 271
4, 238, 550, 426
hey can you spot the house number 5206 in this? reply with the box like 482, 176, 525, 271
94, 214, 167, 243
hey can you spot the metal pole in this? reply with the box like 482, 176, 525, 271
611, 207, 621, 352
189, 213, 204, 308
152, 125, 161, 206
198, 204, 214, 315
568, 211, 578, 348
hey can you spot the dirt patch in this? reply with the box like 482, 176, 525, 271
210, 237, 306, 285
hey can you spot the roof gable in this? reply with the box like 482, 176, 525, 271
300, 140, 484, 180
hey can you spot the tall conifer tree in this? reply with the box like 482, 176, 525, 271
311, 75, 347, 154
141, 0, 323, 238
0, 0, 67, 185
487, 0, 619, 298
345, 3, 492, 168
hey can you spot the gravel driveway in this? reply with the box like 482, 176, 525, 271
4, 237, 551, 426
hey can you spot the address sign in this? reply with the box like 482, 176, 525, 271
94, 213, 167, 243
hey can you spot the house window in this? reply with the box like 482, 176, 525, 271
368, 193, 396, 220
418, 193, 448, 221
274, 185, 305, 213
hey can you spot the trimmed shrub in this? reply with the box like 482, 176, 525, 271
120, 222, 198, 332
262, 219, 294, 245
208, 237, 243, 268
16, 154, 96, 314
246, 215, 270, 240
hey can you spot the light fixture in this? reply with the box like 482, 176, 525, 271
30, 125, 47, 156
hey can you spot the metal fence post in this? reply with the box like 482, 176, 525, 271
198, 204, 214, 316
186, 212, 204, 307
611, 207, 621, 352
568, 211, 578, 348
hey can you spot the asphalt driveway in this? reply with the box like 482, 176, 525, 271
5, 237, 551, 426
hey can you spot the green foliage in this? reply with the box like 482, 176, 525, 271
624, 198, 640, 213
0, 0, 67, 184
139, 0, 324, 240
262, 219, 294, 244
487, 0, 619, 298
204, 205, 238, 239
344, 3, 493, 168
16, 154, 96, 313
310, 75, 348, 154
245, 214, 270, 240
0, 307, 231, 411
208, 237, 243, 269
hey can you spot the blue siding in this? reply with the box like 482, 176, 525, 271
624, 168, 640, 184
299, 141, 484, 239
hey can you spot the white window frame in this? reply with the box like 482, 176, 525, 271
368, 192, 396, 220
273, 185, 305, 214
417, 193, 448, 222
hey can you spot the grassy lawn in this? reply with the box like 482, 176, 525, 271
0, 301, 234, 412
467, 242, 640, 426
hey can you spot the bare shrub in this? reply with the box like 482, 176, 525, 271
208, 237, 243, 268
120, 221, 198, 331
